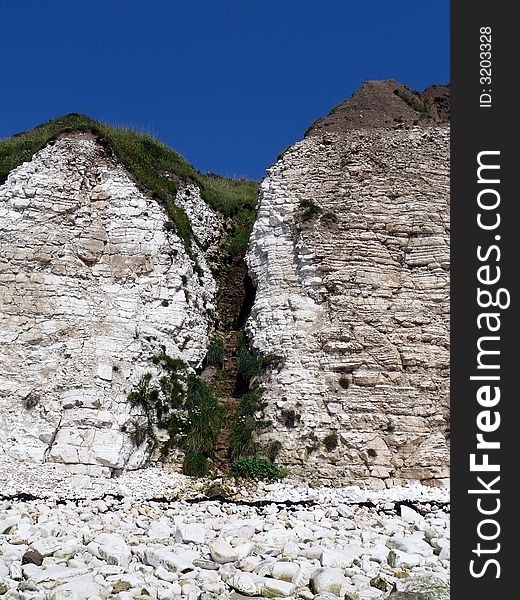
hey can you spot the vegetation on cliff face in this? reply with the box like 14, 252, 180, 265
125, 354, 225, 477
393, 88, 432, 119
227, 335, 285, 464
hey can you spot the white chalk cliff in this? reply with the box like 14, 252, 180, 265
0, 133, 220, 476
246, 124, 450, 487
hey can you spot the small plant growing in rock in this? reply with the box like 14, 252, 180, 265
320, 211, 338, 226
161, 299, 169, 307
281, 409, 300, 429
339, 376, 350, 390
163, 221, 175, 232
323, 432, 339, 452
206, 336, 225, 368
182, 451, 209, 477
367, 448, 377, 459
299, 199, 322, 222
236, 333, 285, 391
262, 353, 285, 368
127, 353, 225, 476
393, 88, 431, 119
232, 457, 287, 480
305, 444, 320, 459
158, 351, 185, 372
123, 418, 148, 447
126, 372, 159, 445
228, 389, 267, 459
228, 415, 258, 460
228, 335, 283, 461
160, 375, 225, 475
23, 394, 39, 410
237, 343, 265, 389
267, 440, 283, 462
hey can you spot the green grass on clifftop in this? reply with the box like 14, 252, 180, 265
0, 113, 259, 254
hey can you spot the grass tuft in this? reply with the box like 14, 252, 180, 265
228, 336, 284, 466
232, 457, 287, 480
228, 389, 267, 460
299, 199, 322, 222
393, 89, 431, 119
323, 432, 339, 452
183, 451, 210, 477
339, 376, 350, 390
126, 353, 225, 475
236, 333, 284, 392
206, 336, 225, 368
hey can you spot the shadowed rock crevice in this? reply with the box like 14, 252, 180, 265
236, 274, 257, 330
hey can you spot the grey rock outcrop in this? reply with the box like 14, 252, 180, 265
246, 89, 450, 487
0, 133, 220, 474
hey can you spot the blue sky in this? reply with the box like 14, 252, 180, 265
0, 1, 449, 180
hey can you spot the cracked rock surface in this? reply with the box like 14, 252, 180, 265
0, 134, 219, 475
246, 125, 450, 488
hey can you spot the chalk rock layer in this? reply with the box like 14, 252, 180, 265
247, 125, 450, 487
0, 134, 219, 474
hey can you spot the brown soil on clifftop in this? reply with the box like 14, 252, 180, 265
306, 79, 450, 136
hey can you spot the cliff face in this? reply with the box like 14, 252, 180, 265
0, 82, 450, 487
247, 82, 450, 487
0, 133, 219, 475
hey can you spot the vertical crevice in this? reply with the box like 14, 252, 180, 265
236, 274, 256, 330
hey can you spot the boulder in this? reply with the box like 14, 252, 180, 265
148, 520, 173, 540
88, 533, 131, 568
21, 550, 44, 567
401, 575, 450, 600
144, 547, 199, 572
30, 537, 61, 558
228, 572, 260, 596
48, 575, 102, 600
321, 547, 364, 568
209, 539, 238, 563
310, 567, 349, 596
175, 523, 205, 545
